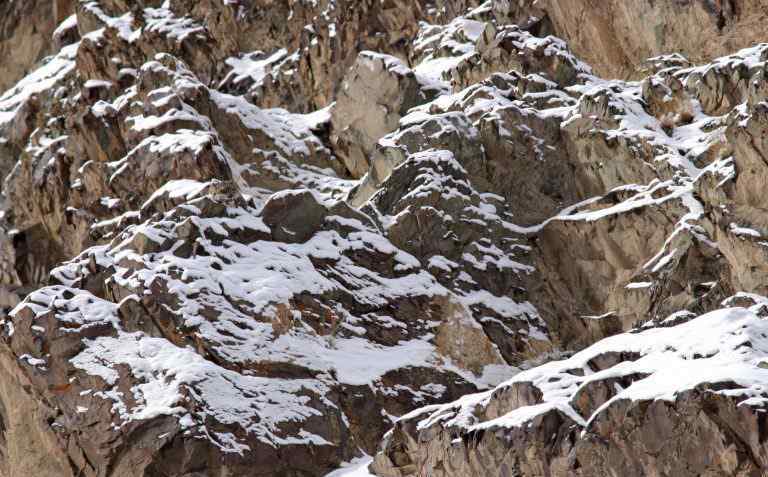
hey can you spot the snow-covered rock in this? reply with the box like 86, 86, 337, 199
1, 1, 768, 476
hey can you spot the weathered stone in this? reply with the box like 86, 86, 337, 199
331, 52, 438, 178
2, 1, 768, 476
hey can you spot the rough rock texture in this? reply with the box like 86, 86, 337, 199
372, 297, 768, 477
0, 1, 75, 93
495, 0, 768, 79
331, 52, 441, 179
2, 1, 768, 476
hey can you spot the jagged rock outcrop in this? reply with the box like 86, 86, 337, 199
494, 0, 768, 79
1, 1, 768, 476
0, 1, 76, 93
372, 296, 768, 477
331, 52, 441, 178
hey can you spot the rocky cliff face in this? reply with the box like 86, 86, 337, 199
1, 1, 768, 476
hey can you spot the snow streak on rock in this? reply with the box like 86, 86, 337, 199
1, 0, 768, 476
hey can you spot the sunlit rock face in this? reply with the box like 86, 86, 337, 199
1, 1, 768, 476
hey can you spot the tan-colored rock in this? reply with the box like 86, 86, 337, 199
0, 1, 74, 93
331, 52, 438, 178
2, 1, 768, 476
372, 305, 768, 477
507, 0, 768, 79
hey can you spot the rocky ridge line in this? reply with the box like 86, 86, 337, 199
0, 1, 767, 476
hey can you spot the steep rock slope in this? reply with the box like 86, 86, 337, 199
373, 296, 768, 476
0, 1, 767, 476
0, 1, 76, 93
496, 0, 768, 79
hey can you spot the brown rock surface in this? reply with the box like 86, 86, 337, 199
0, 1, 75, 93
498, 0, 768, 79
1, 1, 768, 476
372, 303, 768, 477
